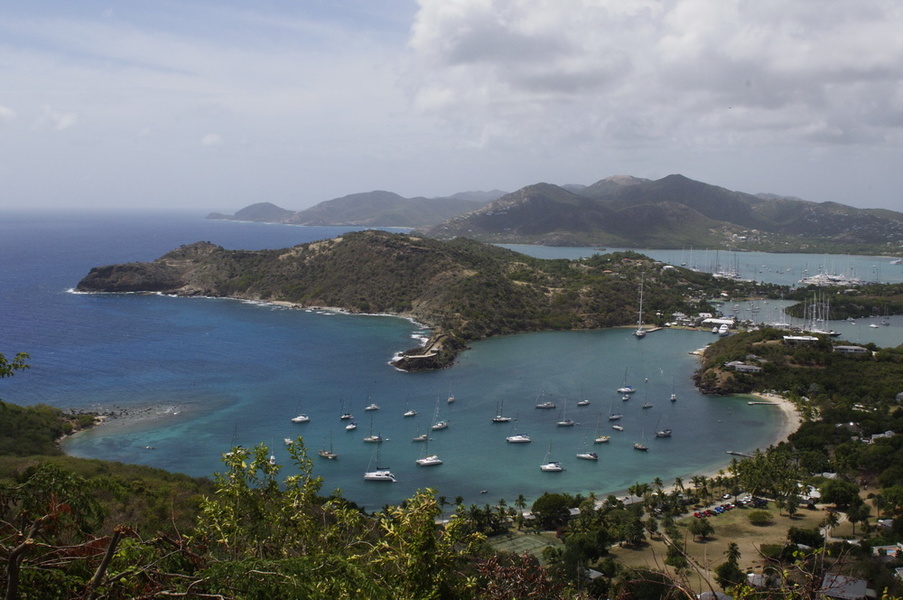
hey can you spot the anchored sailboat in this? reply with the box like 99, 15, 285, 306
593, 414, 611, 444
540, 444, 565, 472
556, 399, 575, 427
492, 399, 513, 423
363, 446, 395, 482
576, 437, 599, 460
415, 436, 442, 467
634, 273, 646, 338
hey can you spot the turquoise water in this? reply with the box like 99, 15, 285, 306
1, 212, 897, 510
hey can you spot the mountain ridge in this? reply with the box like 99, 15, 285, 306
208, 175, 903, 254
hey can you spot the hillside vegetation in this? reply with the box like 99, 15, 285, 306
694, 328, 903, 402
76, 231, 779, 369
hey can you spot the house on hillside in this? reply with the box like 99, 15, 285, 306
834, 345, 869, 355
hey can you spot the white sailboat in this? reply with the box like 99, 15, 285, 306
535, 386, 556, 409
556, 399, 575, 427
362, 413, 383, 443
363, 446, 396, 482
540, 444, 565, 472
617, 367, 636, 394
576, 437, 599, 460
634, 273, 646, 338
431, 396, 449, 430
415, 436, 442, 467
402, 398, 416, 418
506, 418, 531, 443
339, 399, 353, 420
492, 398, 513, 423
608, 397, 623, 421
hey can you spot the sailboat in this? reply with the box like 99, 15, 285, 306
576, 437, 599, 461
345, 421, 357, 431
362, 413, 383, 443
318, 433, 338, 459
617, 368, 636, 394
641, 380, 653, 409
506, 418, 531, 443
556, 399, 575, 427
340, 399, 353, 420
415, 436, 442, 466
634, 273, 646, 338
402, 398, 417, 418
363, 446, 396, 482
593, 414, 611, 444
633, 429, 649, 451
492, 399, 513, 423
608, 397, 623, 421
430, 397, 448, 430
535, 386, 556, 409
539, 444, 565, 472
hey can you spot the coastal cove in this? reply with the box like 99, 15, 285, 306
1, 211, 899, 509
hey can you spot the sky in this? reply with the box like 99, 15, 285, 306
1, 0, 902, 212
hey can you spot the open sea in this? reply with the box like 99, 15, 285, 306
1, 211, 901, 511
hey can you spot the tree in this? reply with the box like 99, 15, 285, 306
531, 493, 571, 531
0, 463, 103, 600
819, 478, 861, 509
689, 517, 714, 542
715, 543, 745, 590
0, 352, 29, 378
847, 502, 871, 535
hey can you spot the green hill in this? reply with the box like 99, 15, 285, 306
76, 231, 772, 369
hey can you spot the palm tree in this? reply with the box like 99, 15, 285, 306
725, 542, 741, 566
514, 494, 527, 530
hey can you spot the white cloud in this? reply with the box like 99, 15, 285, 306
0, 105, 16, 122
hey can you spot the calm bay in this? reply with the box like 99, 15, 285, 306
1, 211, 900, 510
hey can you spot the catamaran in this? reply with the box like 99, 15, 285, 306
415, 436, 442, 467
364, 446, 395, 482
540, 444, 565, 472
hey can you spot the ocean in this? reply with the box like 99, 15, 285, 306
1, 211, 900, 511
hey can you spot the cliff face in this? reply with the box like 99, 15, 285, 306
78, 262, 186, 293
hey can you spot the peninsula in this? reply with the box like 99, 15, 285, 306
75, 231, 774, 369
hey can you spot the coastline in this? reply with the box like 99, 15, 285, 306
607, 391, 803, 505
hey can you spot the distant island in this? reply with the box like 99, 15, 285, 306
209, 174, 903, 255
76, 231, 777, 369
207, 190, 506, 228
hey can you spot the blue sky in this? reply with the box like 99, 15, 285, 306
1, 0, 901, 212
